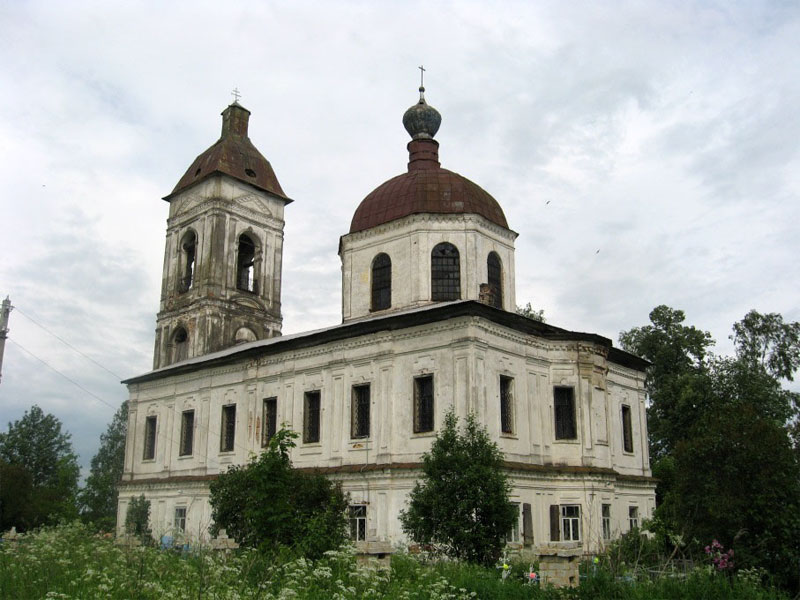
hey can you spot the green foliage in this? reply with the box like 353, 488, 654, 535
209, 428, 348, 558
731, 310, 800, 381
516, 302, 546, 322
0, 405, 80, 530
124, 494, 151, 541
400, 410, 516, 566
80, 401, 128, 531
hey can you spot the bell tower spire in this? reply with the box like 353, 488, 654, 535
152, 102, 293, 369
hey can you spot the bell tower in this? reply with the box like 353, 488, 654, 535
153, 102, 292, 369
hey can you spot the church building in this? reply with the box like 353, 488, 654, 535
118, 85, 656, 554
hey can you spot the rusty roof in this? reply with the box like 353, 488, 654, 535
165, 103, 291, 203
350, 138, 508, 233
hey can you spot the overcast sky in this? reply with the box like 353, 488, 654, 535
1, 0, 798, 477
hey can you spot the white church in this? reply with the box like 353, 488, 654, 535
117, 85, 656, 555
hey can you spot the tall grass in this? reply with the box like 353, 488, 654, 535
0, 523, 789, 599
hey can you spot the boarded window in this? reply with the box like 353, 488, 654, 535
522, 503, 533, 547
143, 415, 157, 460
602, 504, 612, 540
236, 234, 257, 293
220, 404, 236, 452
179, 231, 196, 293
554, 387, 577, 440
174, 507, 186, 533
351, 385, 370, 439
431, 243, 460, 301
487, 252, 503, 309
622, 405, 634, 453
629, 506, 639, 531
500, 375, 514, 434
413, 375, 434, 433
304, 391, 321, 443
549, 504, 561, 542
179, 410, 194, 456
262, 397, 277, 447
349, 505, 367, 541
371, 253, 391, 311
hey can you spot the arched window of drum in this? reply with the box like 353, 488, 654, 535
487, 252, 503, 309
179, 231, 196, 293
431, 242, 461, 301
173, 327, 189, 363
371, 253, 392, 311
236, 234, 257, 293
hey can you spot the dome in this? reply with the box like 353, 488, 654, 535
349, 91, 508, 234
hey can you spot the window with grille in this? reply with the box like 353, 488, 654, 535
220, 404, 236, 452
628, 506, 639, 531
431, 243, 460, 301
487, 252, 503, 309
351, 385, 370, 439
561, 505, 581, 541
602, 504, 612, 540
304, 391, 321, 443
506, 503, 520, 543
413, 375, 434, 433
621, 405, 634, 453
262, 397, 277, 447
554, 387, 577, 440
371, 253, 391, 311
143, 415, 157, 460
500, 375, 514, 434
174, 507, 186, 534
179, 410, 194, 456
179, 231, 196, 293
236, 234, 257, 293
349, 505, 367, 541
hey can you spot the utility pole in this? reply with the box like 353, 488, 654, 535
0, 296, 12, 384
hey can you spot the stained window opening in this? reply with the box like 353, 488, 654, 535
220, 404, 236, 452
500, 375, 514, 434
179, 231, 197, 293
371, 253, 391, 311
431, 243, 460, 301
351, 385, 370, 439
487, 252, 503, 309
304, 391, 321, 443
236, 234, 257, 293
262, 397, 277, 447
554, 387, 577, 440
143, 415, 157, 461
413, 375, 434, 433
179, 410, 194, 456
349, 505, 367, 541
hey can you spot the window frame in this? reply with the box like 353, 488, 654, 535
174, 506, 187, 534
143, 415, 157, 461
431, 242, 461, 301
351, 384, 371, 439
220, 404, 236, 453
262, 397, 277, 447
628, 506, 639, 531
413, 375, 435, 434
621, 404, 634, 453
506, 502, 520, 543
179, 409, 194, 457
370, 253, 392, 311
500, 375, 514, 434
348, 504, 367, 542
560, 504, 581, 542
554, 386, 577, 440
303, 390, 321, 444
602, 504, 612, 541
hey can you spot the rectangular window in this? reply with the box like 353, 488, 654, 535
174, 507, 186, 534
143, 415, 157, 460
262, 397, 277, 447
506, 503, 520, 543
561, 505, 581, 541
413, 375, 434, 433
554, 387, 577, 440
602, 504, 612, 541
304, 391, 321, 443
220, 404, 236, 452
349, 504, 367, 541
500, 375, 514, 434
179, 410, 194, 456
351, 385, 370, 439
629, 506, 639, 531
621, 405, 634, 453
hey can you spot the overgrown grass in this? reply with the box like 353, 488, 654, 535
0, 523, 789, 599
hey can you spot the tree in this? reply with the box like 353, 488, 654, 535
516, 302, 545, 322
209, 428, 348, 558
80, 401, 128, 531
0, 405, 80, 529
400, 411, 516, 566
124, 494, 151, 542
732, 310, 800, 381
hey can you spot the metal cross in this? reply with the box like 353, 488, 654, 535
231, 87, 241, 103
418, 65, 426, 87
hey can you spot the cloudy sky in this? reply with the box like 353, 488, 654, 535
1, 0, 798, 476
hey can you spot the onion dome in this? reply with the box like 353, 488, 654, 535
350, 89, 508, 234
165, 102, 292, 202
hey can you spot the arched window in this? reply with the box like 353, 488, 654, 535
371, 253, 391, 311
487, 252, 503, 309
236, 234, 256, 293
179, 231, 196, 293
431, 242, 461, 301
173, 326, 189, 363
